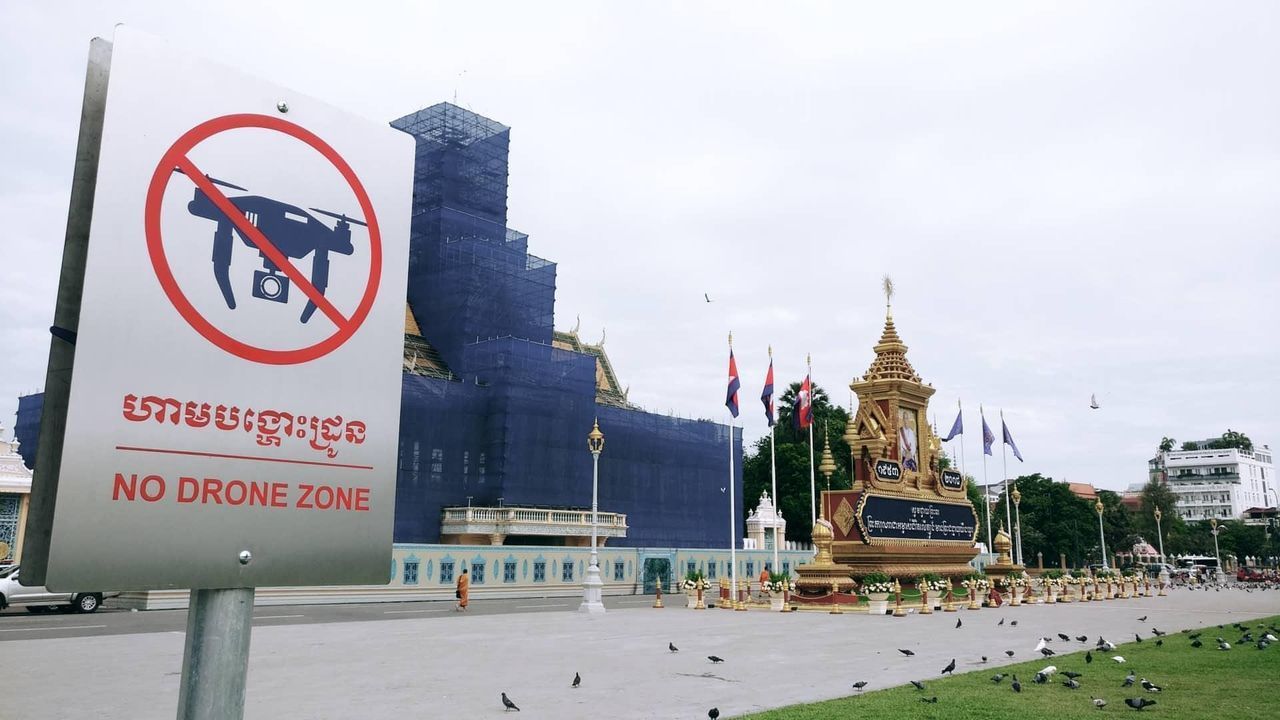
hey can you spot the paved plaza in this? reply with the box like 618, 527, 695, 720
3, 588, 1279, 719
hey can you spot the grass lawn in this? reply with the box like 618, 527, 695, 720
739, 615, 1280, 719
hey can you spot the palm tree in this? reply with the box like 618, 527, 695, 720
1158, 437, 1176, 453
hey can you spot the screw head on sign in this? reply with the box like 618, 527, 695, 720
276, 101, 289, 113
239, 550, 253, 565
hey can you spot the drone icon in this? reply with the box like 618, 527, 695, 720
182, 170, 364, 323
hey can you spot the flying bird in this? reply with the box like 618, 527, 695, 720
1138, 616, 1148, 622
708, 656, 725, 663
941, 659, 956, 675
1090, 393, 1100, 410
572, 672, 580, 688
852, 681, 868, 692
1151, 628, 1166, 636
669, 642, 679, 653
501, 692, 521, 712
1125, 698, 1157, 711
911, 680, 926, 691
704, 293, 713, 303
898, 649, 916, 657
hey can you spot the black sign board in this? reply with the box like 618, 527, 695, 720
874, 459, 902, 481
940, 469, 963, 490
858, 494, 977, 543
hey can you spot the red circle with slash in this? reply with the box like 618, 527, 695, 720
144, 113, 382, 365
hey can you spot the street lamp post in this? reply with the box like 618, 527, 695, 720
1154, 507, 1169, 589
1096, 498, 1109, 570
579, 420, 606, 614
1012, 485, 1024, 567
1209, 517, 1226, 585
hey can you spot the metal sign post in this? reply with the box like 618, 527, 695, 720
21, 28, 413, 720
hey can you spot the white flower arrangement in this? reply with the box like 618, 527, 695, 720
917, 578, 947, 593
862, 581, 895, 594
960, 577, 990, 591
768, 580, 796, 593
683, 579, 699, 591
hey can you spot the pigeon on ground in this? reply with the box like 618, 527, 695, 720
999, 618, 1005, 626
669, 642, 679, 653
1138, 615, 1148, 622
942, 659, 956, 675
920, 697, 938, 704
911, 680, 926, 691
1063, 671, 1082, 679
1064, 678, 1081, 690
1092, 697, 1107, 709
898, 649, 916, 657
1125, 698, 1157, 711
572, 672, 581, 688
956, 618, 963, 629
1152, 628, 1166, 637
1034, 673, 1049, 685
1086, 651, 1093, 664
1113, 656, 1126, 663
1011, 620, 1019, 626
1218, 641, 1231, 651
502, 693, 521, 712
992, 674, 1006, 684
1076, 635, 1089, 643
981, 656, 988, 663
1100, 641, 1117, 651
1134, 634, 1143, 643
1011, 675, 1022, 693
1122, 672, 1136, 687
1005, 650, 1016, 657
1156, 639, 1163, 647
1190, 639, 1203, 648
708, 709, 719, 720
1140, 679, 1161, 693
1059, 633, 1071, 642
708, 656, 725, 663
852, 681, 868, 692
1041, 648, 1056, 657
1188, 632, 1202, 640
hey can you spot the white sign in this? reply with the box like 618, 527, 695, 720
41, 27, 412, 590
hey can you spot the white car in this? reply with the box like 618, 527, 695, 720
0, 565, 118, 613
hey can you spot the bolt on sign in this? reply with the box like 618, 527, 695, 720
23, 27, 412, 590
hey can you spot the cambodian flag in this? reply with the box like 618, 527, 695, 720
1002, 419, 1024, 462
725, 350, 741, 418
982, 411, 995, 456
795, 373, 813, 430
761, 358, 775, 427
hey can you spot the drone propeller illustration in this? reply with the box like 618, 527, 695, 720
180, 169, 364, 323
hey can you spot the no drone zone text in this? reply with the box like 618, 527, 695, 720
111, 472, 371, 512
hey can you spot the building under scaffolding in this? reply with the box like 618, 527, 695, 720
17, 103, 741, 550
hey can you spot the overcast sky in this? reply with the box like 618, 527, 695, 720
2, 2, 1278, 494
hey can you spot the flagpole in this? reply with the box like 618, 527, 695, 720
981, 405, 992, 558
728, 335, 738, 607
807, 353, 816, 529
1001, 408, 1013, 552
959, 399, 979, 550
768, 348, 779, 577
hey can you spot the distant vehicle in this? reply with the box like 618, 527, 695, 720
0, 565, 118, 614
1144, 563, 1175, 577
1237, 568, 1266, 582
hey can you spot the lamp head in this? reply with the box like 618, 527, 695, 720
1011, 486, 1021, 505
1154, 507, 1162, 522
1095, 499, 1104, 515
587, 419, 604, 454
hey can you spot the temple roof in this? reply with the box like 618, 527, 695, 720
863, 312, 922, 383
552, 329, 634, 409
403, 304, 457, 381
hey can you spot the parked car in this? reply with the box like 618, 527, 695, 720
0, 565, 118, 613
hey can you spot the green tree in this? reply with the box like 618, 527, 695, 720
742, 382, 849, 543
1181, 441, 1200, 451
991, 474, 1095, 568
1158, 437, 1176, 453
1207, 429, 1254, 454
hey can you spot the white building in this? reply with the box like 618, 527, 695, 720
0, 422, 34, 563
1149, 441, 1275, 521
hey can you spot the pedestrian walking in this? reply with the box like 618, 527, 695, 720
456, 567, 470, 611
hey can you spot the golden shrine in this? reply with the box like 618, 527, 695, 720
796, 279, 979, 591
